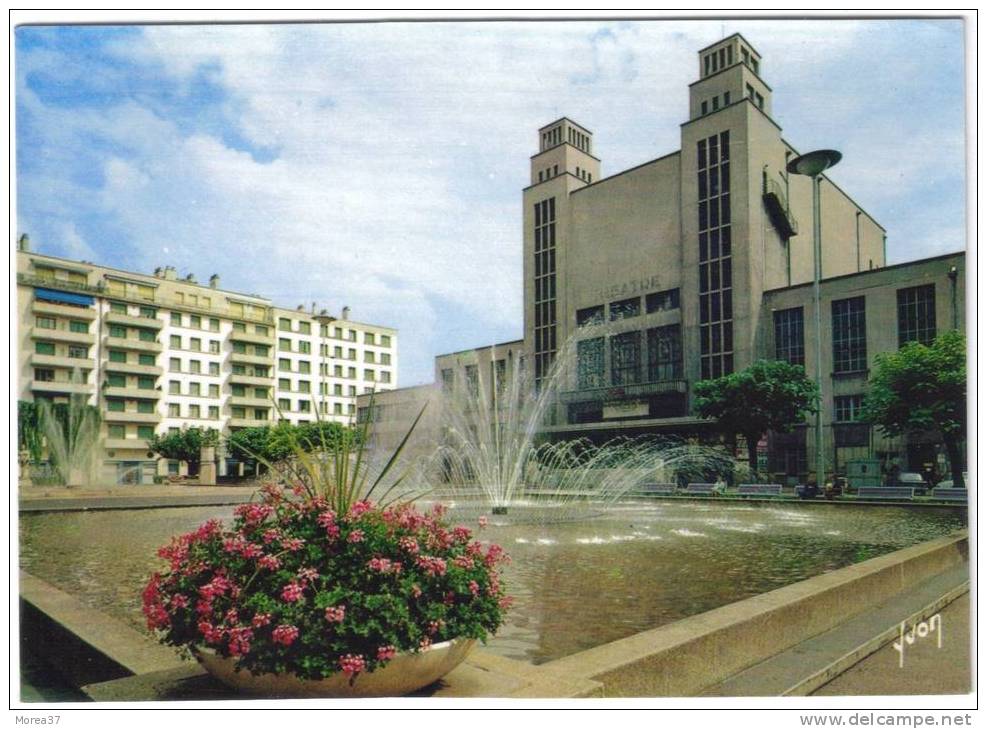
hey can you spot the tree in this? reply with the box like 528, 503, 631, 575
693, 360, 819, 476
861, 330, 966, 489
148, 427, 219, 476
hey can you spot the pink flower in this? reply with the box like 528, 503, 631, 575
168, 594, 189, 611
239, 542, 263, 559
281, 581, 304, 602
233, 502, 273, 526
368, 557, 393, 573
347, 500, 374, 519
431, 503, 448, 518
324, 605, 346, 623
398, 536, 420, 555
262, 529, 281, 544
347, 529, 365, 544
272, 624, 299, 646
197, 621, 224, 644
227, 626, 253, 656
415, 555, 447, 577
339, 654, 366, 678
251, 613, 272, 628
377, 645, 397, 662
469, 580, 480, 596
258, 554, 281, 571
297, 567, 319, 584
224, 608, 239, 624
282, 537, 305, 552
452, 525, 472, 543
452, 555, 475, 569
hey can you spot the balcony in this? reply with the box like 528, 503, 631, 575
104, 360, 163, 377
228, 416, 271, 429
229, 373, 273, 387
31, 327, 96, 346
32, 299, 98, 320
104, 438, 152, 451
103, 385, 162, 400
105, 311, 164, 330
103, 410, 161, 424
763, 176, 799, 239
559, 379, 688, 404
31, 379, 93, 396
104, 335, 163, 353
31, 352, 94, 371
230, 330, 275, 345
230, 394, 273, 408
230, 351, 273, 366
18, 272, 102, 296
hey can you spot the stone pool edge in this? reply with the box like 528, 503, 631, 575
17, 530, 969, 700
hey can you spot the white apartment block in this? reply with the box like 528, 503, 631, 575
16, 245, 397, 484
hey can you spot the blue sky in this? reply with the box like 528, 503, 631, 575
15, 19, 967, 386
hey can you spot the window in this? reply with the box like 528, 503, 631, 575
140, 306, 156, 319
138, 353, 155, 366
334, 403, 343, 415
190, 337, 202, 351
279, 378, 291, 390
254, 345, 269, 357
298, 341, 310, 355
190, 315, 201, 329
832, 296, 867, 373
68, 345, 88, 359
171, 312, 182, 326
348, 348, 356, 360
232, 407, 246, 419
35, 341, 55, 355
576, 305, 605, 327
364, 351, 375, 363
364, 369, 375, 382
168, 403, 181, 417
278, 398, 291, 411
136, 285, 154, 302
232, 342, 247, 354
645, 289, 680, 313
348, 386, 356, 397
346, 366, 355, 379
611, 331, 642, 385
189, 382, 201, 396
233, 321, 246, 333
34, 368, 55, 382
169, 381, 180, 394
106, 399, 125, 412
701, 100, 708, 115
299, 361, 311, 374
138, 425, 155, 439
897, 285, 936, 346
137, 400, 154, 414
255, 324, 268, 336
109, 325, 127, 339
170, 335, 182, 349
110, 350, 127, 363
107, 373, 126, 388
298, 381, 311, 394
609, 297, 640, 321
255, 387, 269, 399
209, 340, 220, 354
139, 328, 156, 342
208, 406, 219, 419
334, 365, 343, 377
232, 364, 246, 375
774, 307, 805, 366
698, 129, 733, 380
279, 338, 291, 352
209, 362, 220, 376
208, 384, 219, 398
349, 330, 357, 342
381, 353, 391, 365
279, 317, 291, 331
169, 357, 181, 372
299, 401, 311, 413
647, 325, 683, 381
712, 96, 720, 111
380, 371, 391, 383
298, 321, 311, 335
279, 358, 291, 371
364, 332, 375, 345
232, 384, 247, 397
381, 335, 391, 347
834, 395, 864, 423
189, 360, 201, 374
138, 376, 155, 390
108, 424, 125, 439
36, 316, 56, 329
189, 404, 200, 419
110, 301, 127, 314
724, 91, 731, 105
209, 318, 220, 332
577, 337, 605, 389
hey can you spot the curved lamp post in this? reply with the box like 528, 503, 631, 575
786, 149, 841, 490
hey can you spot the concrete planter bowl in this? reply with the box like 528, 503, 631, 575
193, 638, 476, 698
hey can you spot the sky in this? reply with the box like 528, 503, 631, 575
14, 17, 967, 386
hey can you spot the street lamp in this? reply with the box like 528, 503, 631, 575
786, 149, 841, 491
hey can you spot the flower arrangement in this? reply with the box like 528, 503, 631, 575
142, 396, 511, 686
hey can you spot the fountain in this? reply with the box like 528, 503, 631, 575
35, 373, 102, 488
427, 326, 733, 521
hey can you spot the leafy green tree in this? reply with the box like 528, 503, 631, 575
694, 360, 819, 475
18, 400, 44, 462
862, 330, 967, 488
225, 426, 272, 465
147, 427, 219, 475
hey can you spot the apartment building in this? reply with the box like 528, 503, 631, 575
16, 245, 397, 484
360, 33, 966, 483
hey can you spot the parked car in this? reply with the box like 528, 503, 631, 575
795, 483, 819, 499
898, 472, 927, 494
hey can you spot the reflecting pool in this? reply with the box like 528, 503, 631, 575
19, 500, 965, 665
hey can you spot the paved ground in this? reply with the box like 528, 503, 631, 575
813, 592, 971, 696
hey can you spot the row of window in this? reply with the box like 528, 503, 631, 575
745, 83, 765, 111
574, 166, 592, 183
277, 318, 391, 346
576, 325, 684, 388
170, 335, 222, 353
774, 285, 938, 373
575, 289, 681, 328
108, 325, 157, 342
537, 165, 560, 183
35, 316, 90, 333
700, 91, 731, 116
34, 341, 89, 359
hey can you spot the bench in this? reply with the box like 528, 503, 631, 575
635, 483, 678, 496
857, 486, 916, 500
686, 483, 718, 495
737, 483, 783, 497
931, 487, 968, 502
